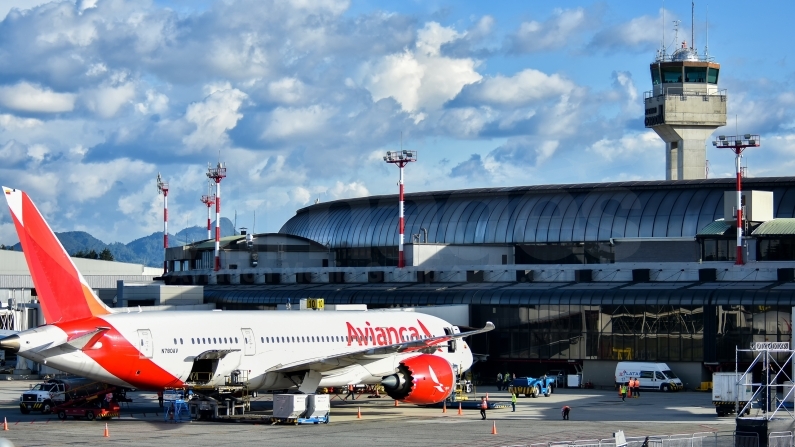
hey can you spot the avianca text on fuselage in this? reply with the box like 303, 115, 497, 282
346, 320, 432, 346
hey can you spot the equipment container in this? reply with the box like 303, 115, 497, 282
273, 394, 307, 419
305, 394, 330, 419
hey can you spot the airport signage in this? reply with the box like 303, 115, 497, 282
751, 342, 790, 351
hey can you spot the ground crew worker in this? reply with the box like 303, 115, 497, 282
496, 372, 503, 391
157, 390, 164, 408
633, 377, 641, 398
480, 396, 488, 420
503, 372, 511, 390
562, 405, 571, 420
345, 384, 355, 400
511, 392, 517, 412
619, 383, 627, 401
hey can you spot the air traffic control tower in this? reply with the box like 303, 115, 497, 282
644, 40, 727, 180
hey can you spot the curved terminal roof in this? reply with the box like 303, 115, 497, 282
279, 177, 795, 249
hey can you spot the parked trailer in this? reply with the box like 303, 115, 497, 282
52, 385, 125, 421
712, 372, 752, 417
508, 377, 555, 398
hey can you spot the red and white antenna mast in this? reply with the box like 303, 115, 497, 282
206, 162, 227, 271
383, 146, 417, 268
200, 180, 216, 241
713, 134, 761, 265
156, 173, 169, 275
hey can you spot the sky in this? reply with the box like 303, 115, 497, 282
0, 0, 794, 245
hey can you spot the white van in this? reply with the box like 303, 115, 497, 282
615, 362, 683, 391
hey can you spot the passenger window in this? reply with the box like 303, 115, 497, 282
261, 337, 264, 343
640, 371, 654, 379
213, 338, 217, 344
655, 372, 666, 380
191, 338, 194, 344
173, 338, 177, 345
235, 337, 238, 343
202, 338, 206, 344
311, 336, 315, 342
180, 338, 183, 345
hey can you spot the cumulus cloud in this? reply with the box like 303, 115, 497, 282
182, 84, 248, 152
327, 181, 369, 200
261, 105, 335, 141
361, 22, 482, 114
450, 69, 576, 108
505, 8, 589, 54
588, 8, 667, 53
82, 82, 136, 118
0, 82, 76, 113
586, 131, 659, 162
0, 114, 43, 129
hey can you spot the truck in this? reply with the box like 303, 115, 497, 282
20, 378, 106, 414
508, 376, 556, 398
712, 372, 753, 417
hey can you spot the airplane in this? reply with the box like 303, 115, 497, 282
0, 186, 494, 404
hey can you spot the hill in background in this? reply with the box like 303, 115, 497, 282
10, 217, 236, 267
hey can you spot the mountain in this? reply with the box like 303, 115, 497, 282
9, 217, 237, 267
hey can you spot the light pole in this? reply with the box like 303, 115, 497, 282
156, 173, 169, 275
200, 180, 216, 241
713, 134, 760, 265
207, 162, 227, 271
383, 149, 417, 268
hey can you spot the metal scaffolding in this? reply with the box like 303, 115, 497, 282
737, 342, 795, 420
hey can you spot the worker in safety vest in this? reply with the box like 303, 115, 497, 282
510, 392, 517, 412
633, 377, 641, 398
619, 383, 627, 401
480, 396, 488, 420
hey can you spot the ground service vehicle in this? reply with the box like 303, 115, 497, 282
615, 362, 683, 391
0, 186, 493, 407
19, 378, 105, 414
508, 376, 555, 398
712, 372, 752, 416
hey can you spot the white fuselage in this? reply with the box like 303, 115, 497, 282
17, 310, 473, 391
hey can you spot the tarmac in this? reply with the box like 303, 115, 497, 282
0, 381, 740, 446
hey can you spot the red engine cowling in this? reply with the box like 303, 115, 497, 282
381, 354, 455, 404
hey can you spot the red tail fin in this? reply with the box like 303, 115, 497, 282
3, 187, 110, 323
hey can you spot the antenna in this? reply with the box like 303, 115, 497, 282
253, 210, 256, 235
691, 1, 695, 50
661, 1, 665, 59
705, 5, 709, 58
673, 19, 680, 49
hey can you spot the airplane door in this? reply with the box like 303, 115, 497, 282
241, 328, 255, 356
136, 329, 153, 359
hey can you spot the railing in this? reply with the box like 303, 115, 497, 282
521, 431, 772, 447
644, 88, 727, 100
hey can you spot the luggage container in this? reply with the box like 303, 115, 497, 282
712, 372, 752, 416
298, 394, 330, 424
272, 394, 308, 424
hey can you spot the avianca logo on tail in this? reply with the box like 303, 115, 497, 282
346, 320, 432, 346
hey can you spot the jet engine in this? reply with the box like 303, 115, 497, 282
381, 354, 454, 404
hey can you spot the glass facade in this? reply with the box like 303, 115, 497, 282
758, 239, 795, 261
205, 285, 795, 365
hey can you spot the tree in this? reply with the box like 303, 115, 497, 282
99, 248, 114, 261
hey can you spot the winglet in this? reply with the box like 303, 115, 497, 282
3, 187, 111, 323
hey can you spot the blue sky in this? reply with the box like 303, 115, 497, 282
0, 0, 793, 245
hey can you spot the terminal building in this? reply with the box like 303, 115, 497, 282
164, 177, 795, 388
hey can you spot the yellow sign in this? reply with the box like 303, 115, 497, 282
307, 298, 325, 309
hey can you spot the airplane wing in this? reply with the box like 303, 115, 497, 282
265, 321, 494, 374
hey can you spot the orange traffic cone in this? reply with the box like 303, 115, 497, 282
394, 400, 399, 407
491, 421, 497, 435
457, 402, 462, 415
3, 417, 7, 431
103, 423, 109, 438
442, 401, 447, 413
357, 407, 361, 419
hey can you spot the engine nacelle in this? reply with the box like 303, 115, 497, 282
381, 354, 454, 405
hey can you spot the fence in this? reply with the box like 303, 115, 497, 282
521, 431, 795, 447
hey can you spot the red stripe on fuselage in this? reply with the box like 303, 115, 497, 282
55, 318, 182, 390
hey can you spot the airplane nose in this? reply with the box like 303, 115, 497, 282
0, 335, 20, 353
